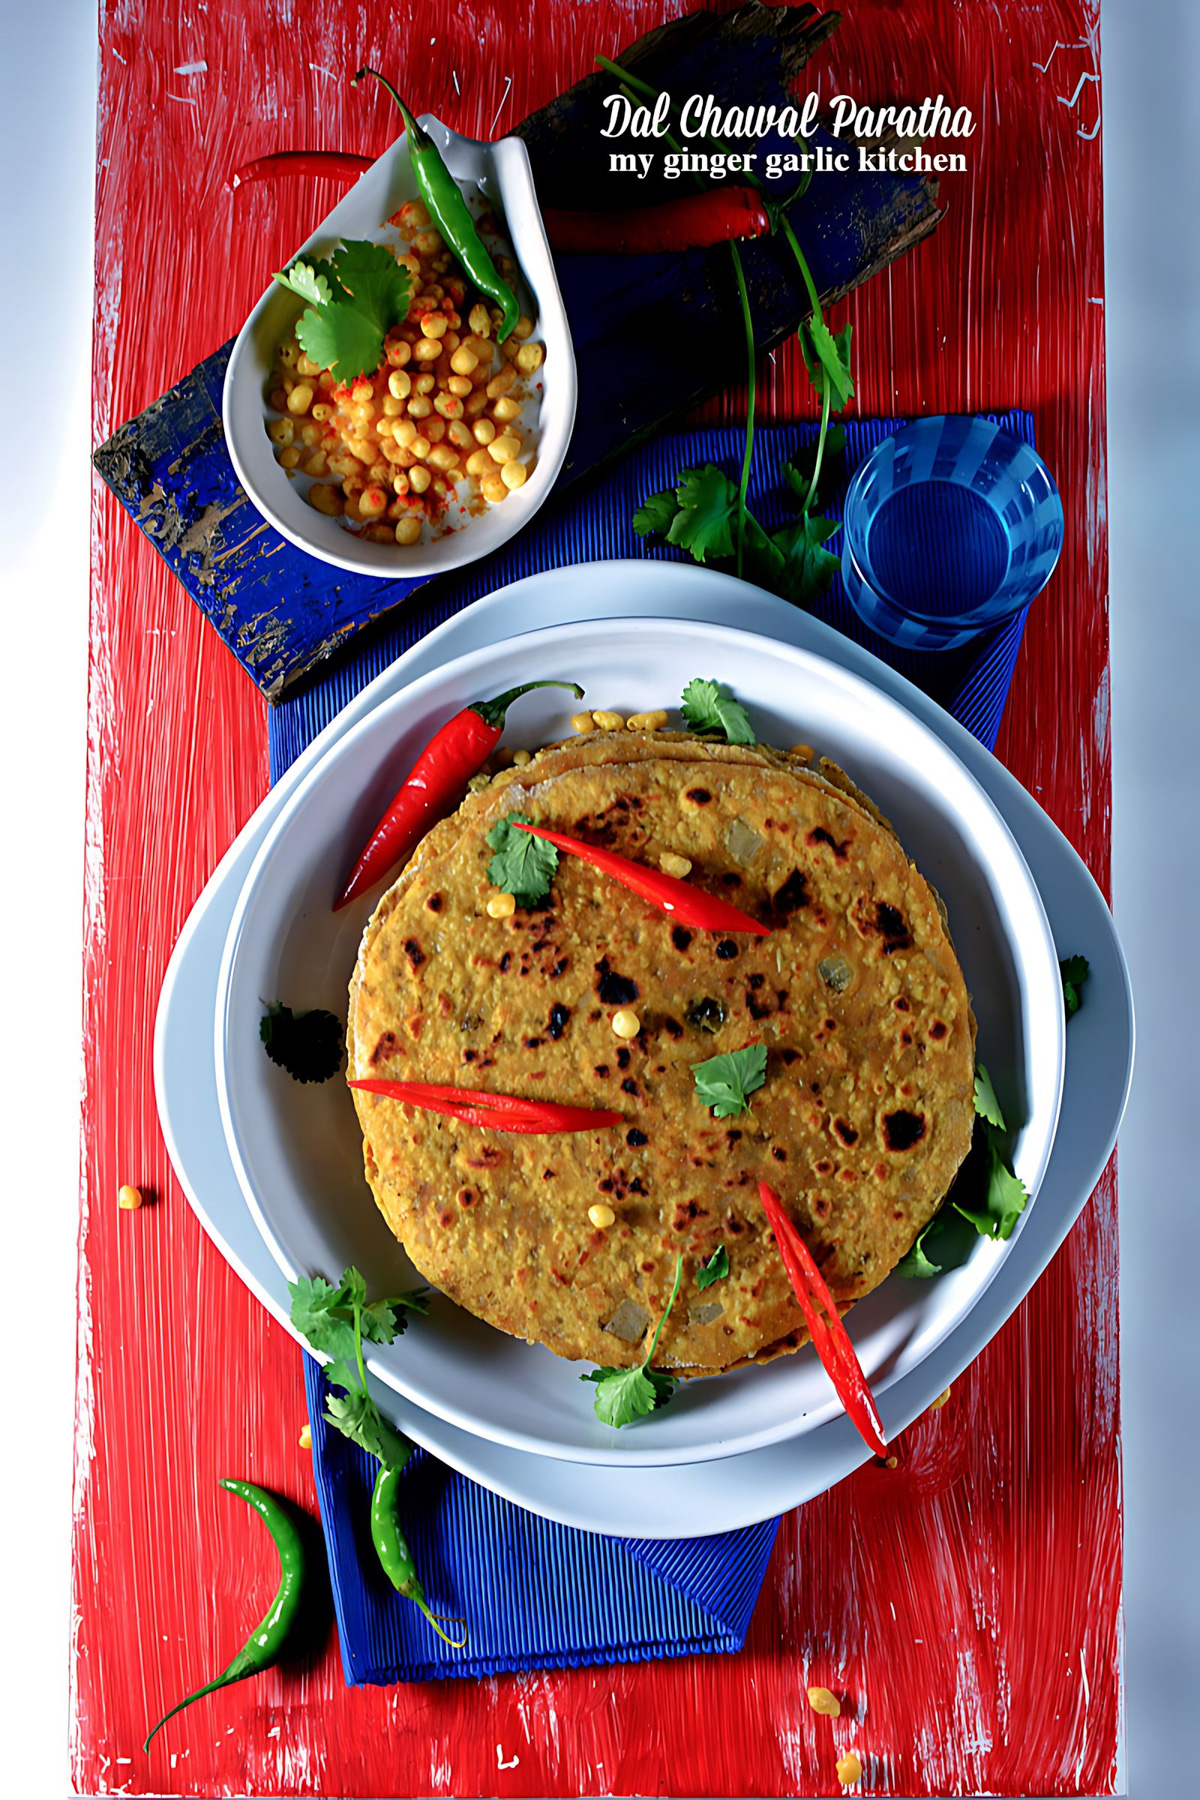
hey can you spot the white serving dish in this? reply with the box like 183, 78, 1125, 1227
155, 561, 1132, 1536
222, 119, 576, 577
212, 609, 1065, 1469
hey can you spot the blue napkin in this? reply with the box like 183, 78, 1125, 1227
303, 1359, 779, 1685
274, 414, 1035, 1685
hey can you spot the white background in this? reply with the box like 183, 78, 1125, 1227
1, 0, 1196, 1795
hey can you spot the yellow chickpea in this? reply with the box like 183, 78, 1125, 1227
465, 448, 494, 478
398, 198, 430, 230
268, 416, 294, 447
357, 485, 388, 519
425, 418, 446, 443
472, 419, 496, 445
450, 346, 478, 377
434, 393, 462, 419
311, 402, 333, 424
420, 313, 448, 339
328, 451, 360, 478
387, 369, 412, 401
408, 464, 432, 494
464, 390, 490, 418
516, 342, 545, 374
428, 444, 460, 472
488, 435, 520, 465
406, 395, 433, 419
502, 336, 522, 363
348, 436, 373, 462
486, 366, 516, 399
446, 375, 472, 399
299, 423, 321, 448
297, 352, 321, 377
491, 395, 522, 424
278, 446, 301, 469
513, 314, 535, 341
409, 435, 432, 460
413, 228, 444, 257
467, 302, 492, 337
287, 383, 314, 415
500, 460, 527, 490
463, 334, 493, 363
395, 516, 422, 545
447, 420, 474, 449
268, 387, 288, 413
385, 337, 412, 368
481, 475, 507, 504
308, 483, 344, 517
302, 449, 328, 477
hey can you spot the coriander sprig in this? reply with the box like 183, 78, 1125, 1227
581, 1255, 684, 1427
896, 1063, 1029, 1276
691, 1044, 768, 1118
680, 677, 756, 745
484, 812, 559, 905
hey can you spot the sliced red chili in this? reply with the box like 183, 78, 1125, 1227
757, 1180, 887, 1456
349, 1078, 623, 1135
510, 823, 769, 936
229, 151, 373, 191
335, 680, 584, 909
543, 187, 771, 255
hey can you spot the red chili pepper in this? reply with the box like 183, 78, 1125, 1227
510, 822, 769, 936
349, 1079, 623, 1135
229, 151, 373, 192
542, 187, 771, 255
336, 680, 584, 909
757, 1181, 887, 1457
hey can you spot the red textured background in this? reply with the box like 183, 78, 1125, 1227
74, 1, 1116, 1794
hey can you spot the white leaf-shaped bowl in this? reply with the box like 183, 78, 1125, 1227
223, 119, 576, 577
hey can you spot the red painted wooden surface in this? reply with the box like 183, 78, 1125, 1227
74, 2, 1116, 1794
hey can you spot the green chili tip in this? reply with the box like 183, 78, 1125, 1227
370, 1464, 468, 1649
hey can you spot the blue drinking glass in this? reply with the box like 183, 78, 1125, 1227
840, 415, 1065, 650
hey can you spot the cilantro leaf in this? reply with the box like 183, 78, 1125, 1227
288, 1274, 360, 1367
1060, 954, 1090, 1018
579, 1364, 675, 1427
954, 1136, 1029, 1241
323, 1390, 411, 1470
692, 1044, 768, 1118
770, 511, 842, 608
632, 489, 681, 538
696, 1245, 730, 1289
680, 677, 756, 746
636, 464, 743, 564
485, 813, 559, 906
275, 239, 413, 382
800, 318, 855, 412
260, 1002, 343, 1084
973, 1064, 1006, 1130
895, 1207, 979, 1279
783, 428, 847, 512
581, 1255, 684, 1428
272, 256, 338, 308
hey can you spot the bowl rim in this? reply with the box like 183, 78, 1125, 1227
212, 611, 1067, 1468
221, 116, 577, 579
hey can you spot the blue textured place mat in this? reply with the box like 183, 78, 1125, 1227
303, 1357, 780, 1686
276, 412, 1036, 1688
268, 411, 1034, 784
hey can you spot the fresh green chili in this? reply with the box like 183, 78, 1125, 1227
143, 1479, 306, 1751
353, 68, 521, 342
370, 1464, 467, 1647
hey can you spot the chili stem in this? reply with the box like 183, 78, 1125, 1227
643, 1255, 684, 1366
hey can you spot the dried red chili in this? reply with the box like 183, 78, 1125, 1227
542, 187, 771, 255
336, 681, 584, 909
757, 1180, 887, 1457
510, 822, 769, 936
229, 151, 373, 191
349, 1078, 623, 1135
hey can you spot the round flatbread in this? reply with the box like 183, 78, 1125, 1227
347, 732, 975, 1373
